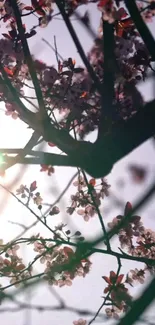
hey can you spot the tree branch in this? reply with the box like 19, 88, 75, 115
98, 20, 115, 138
1, 131, 40, 171
1, 98, 155, 178
89, 180, 155, 250
3, 151, 78, 168
116, 277, 155, 325
0, 63, 89, 158
86, 99, 155, 178
125, 0, 155, 60
55, 0, 102, 95
10, 0, 49, 124
0, 67, 38, 130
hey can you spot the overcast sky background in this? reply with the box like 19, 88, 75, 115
0, 2, 155, 325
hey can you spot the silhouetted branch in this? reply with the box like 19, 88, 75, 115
98, 20, 115, 137
125, 0, 155, 60
88, 257, 122, 324
55, 0, 102, 94
10, 0, 49, 125
117, 277, 155, 325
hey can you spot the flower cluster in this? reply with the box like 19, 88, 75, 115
40, 164, 55, 176
108, 202, 144, 248
32, 236, 91, 286
73, 319, 87, 325
103, 271, 132, 312
0, 243, 31, 287
0, 1, 153, 138
67, 176, 110, 221
16, 181, 43, 207
0, 0, 53, 28
108, 201, 155, 265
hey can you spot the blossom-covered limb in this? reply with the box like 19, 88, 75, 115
125, 0, 155, 60
0, 66, 38, 129
88, 257, 122, 324
10, 0, 49, 126
86, 181, 155, 251
55, 0, 102, 95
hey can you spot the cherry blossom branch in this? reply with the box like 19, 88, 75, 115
0, 17, 88, 159
117, 277, 155, 325
0, 67, 38, 130
82, 170, 111, 250
2, 95, 155, 179
0, 65, 85, 159
2, 64, 155, 179
12, 2, 79, 163
0, 272, 45, 291
16, 244, 59, 279
55, 0, 102, 95
88, 257, 122, 325
1, 96, 155, 180
10, 0, 49, 125
86, 180, 155, 251
125, 0, 155, 60
107, 182, 155, 241
88, 297, 110, 325
0, 230, 154, 308
1, 235, 154, 266
0, 242, 91, 293
8, 172, 78, 242
0, 183, 58, 236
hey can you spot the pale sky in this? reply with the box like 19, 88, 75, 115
0, 2, 155, 325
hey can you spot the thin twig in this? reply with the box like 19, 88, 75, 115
0, 183, 57, 236
42, 38, 64, 61
54, 35, 59, 64
82, 170, 111, 250
88, 257, 122, 324
10, 172, 78, 241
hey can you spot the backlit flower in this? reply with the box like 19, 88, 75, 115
73, 318, 87, 325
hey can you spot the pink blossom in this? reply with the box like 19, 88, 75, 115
105, 307, 120, 319
130, 268, 145, 284
7, 245, 20, 256
58, 272, 72, 287
77, 205, 96, 221
73, 319, 87, 325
